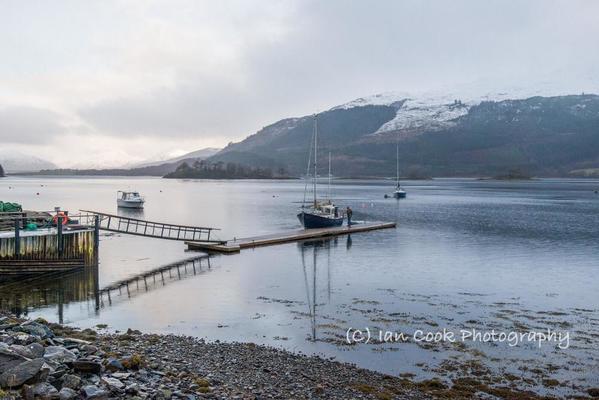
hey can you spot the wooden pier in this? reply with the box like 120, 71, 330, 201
186, 221, 396, 253
0, 212, 98, 274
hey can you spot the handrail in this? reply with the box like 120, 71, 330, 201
80, 210, 219, 231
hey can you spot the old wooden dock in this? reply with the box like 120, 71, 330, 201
0, 212, 98, 274
186, 221, 396, 253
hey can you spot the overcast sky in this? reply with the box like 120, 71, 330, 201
1, 0, 598, 168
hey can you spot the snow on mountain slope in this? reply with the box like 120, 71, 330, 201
0, 150, 57, 173
334, 79, 599, 134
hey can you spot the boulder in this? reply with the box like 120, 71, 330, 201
101, 376, 124, 391
0, 348, 27, 374
43, 346, 77, 364
58, 387, 78, 400
17, 322, 54, 339
31, 381, 59, 399
10, 344, 36, 359
61, 374, 82, 389
81, 384, 109, 399
72, 360, 102, 374
28, 343, 46, 358
104, 358, 124, 372
0, 358, 45, 389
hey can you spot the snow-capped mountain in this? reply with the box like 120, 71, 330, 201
213, 88, 599, 177
0, 150, 57, 173
334, 80, 599, 135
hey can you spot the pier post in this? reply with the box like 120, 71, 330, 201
57, 217, 64, 258
14, 219, 21, 259
94, 215, 100, 264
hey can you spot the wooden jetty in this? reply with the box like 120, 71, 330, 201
81, 210, 221, 243
0, 212, 99, 274
186, 221, 396, 253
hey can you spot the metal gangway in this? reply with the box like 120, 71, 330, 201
98, 255, 212, 307
80, 210, 222, 243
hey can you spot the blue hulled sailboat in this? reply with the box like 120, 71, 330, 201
297, 116, 344, 229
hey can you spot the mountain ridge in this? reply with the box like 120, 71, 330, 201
208, 92, 599, 177
0, 150, 57, 173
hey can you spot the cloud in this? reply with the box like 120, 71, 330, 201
0, 106, 66, 144
1, 0, 599, 167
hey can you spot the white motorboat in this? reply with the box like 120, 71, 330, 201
117, 191, 145, 209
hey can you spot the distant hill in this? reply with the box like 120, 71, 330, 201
133, 147, 221, 168
29, 160, 184, 177
21, 150, 221, 177
0, 150, 57, 173
209, 92, 599, 177
0, 163, 4, 177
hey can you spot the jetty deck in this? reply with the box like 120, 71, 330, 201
186, 221, 396, 253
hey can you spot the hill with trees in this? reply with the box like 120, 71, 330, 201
208, 93, 599, 178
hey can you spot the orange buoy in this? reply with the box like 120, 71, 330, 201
52, 212, 69, 225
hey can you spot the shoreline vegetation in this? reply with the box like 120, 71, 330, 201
8, 163, 599, 180
0, 312, 574, 399
163, 161, 290, 180
478, 169, 534, 181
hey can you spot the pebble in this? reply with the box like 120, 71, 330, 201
0, 310, 558, 399
58, 387, 78, 400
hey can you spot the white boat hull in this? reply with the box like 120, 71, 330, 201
117, 199, 145, 209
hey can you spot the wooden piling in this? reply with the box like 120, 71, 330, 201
14, 219, 20, 259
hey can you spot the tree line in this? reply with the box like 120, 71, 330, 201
163, 160, 289, 179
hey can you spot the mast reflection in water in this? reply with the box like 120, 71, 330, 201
299, 237, 345, 341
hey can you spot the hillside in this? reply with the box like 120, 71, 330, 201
0, 150, 57, 173
132, 147, 221, 168
210, 93, 599, 177
26, 160, 187, 177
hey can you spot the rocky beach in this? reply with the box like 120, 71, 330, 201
3, 312, 594, 399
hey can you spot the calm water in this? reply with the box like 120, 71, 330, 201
1, 177, 598, 395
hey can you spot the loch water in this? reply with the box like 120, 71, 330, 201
1, 177, 598, 394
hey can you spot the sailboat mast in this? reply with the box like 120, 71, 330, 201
328, 152, 332, 201
313, 115, 318, 207
396, 134, 400, 188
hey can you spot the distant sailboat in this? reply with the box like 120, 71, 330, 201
393, 136, 407, 199
297, 115, 344, 228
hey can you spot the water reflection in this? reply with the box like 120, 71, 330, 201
0, 266, 99, 323
98, 256, 211, 308
117, 207, 145, 219
0, 256, 212, 324
299, 238, 336, 341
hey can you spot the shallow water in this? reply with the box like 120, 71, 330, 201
1, 176, 598, 396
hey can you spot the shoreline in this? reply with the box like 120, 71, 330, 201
0, 313, 571, 399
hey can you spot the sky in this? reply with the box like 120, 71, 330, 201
1, 0, 598, 168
